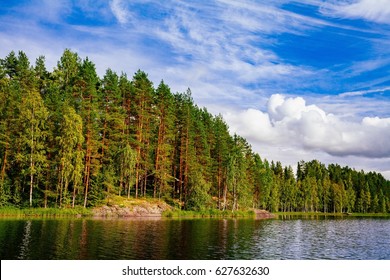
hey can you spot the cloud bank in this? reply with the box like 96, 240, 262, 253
225, 94, 390, 159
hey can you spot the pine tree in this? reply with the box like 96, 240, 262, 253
99, 69, 126, 199
55, 49, 81, 106
250, 153, 264, 209
212, 115, 232, 210
174, 90, 194, 206
1, 50, 390, 212
227, 134, 251, 211
186, 107, 214, 210
0, 58, 12, 205
153, 81, 175, 199
131, 70, 154, 198
259, 159, 273, 211
77, 58, 101, 207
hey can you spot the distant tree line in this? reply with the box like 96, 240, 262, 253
0, 50, 389, 212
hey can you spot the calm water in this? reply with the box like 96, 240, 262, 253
1, 216, 390, 260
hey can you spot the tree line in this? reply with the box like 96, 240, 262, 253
0, 50, 389, 213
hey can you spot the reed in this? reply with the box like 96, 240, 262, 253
0, 206, 92, 217
162, 209, 255, 218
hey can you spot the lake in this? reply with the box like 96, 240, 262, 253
1, 216, 390, 260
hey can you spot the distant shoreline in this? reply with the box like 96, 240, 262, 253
275, 211, 390, 218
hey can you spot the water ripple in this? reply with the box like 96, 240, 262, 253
1, 217, 390, 259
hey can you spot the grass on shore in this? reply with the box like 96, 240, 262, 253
162, 209, 255, 218
106, 195, 164, 208
0, 206, 93, 217
275, 211, 390, 218
0, 195, 168, 218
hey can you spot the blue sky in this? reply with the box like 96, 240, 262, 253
1, 0, 390, 178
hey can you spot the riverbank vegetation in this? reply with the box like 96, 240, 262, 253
0, 206, 92, 217
276, 212, 390, 219
162, 209, 255, 218
1, 50, 390, 214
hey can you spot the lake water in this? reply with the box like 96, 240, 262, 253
1, 216, 390, 260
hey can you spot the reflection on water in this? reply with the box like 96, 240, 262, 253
18, 220, 31, 260
1, 216, 390, 260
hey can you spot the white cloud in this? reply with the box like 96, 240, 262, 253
362, 116, 390, 128
109, 0, 130, 24
225, 94, 390, 159
225, 108, 277, 143
342, 0, 390, 24
1, 0, 389, 179
149, 0, 318, 109
217, 0, 337, 34
339, 86, 390, 97
323, 0, 390, 24
24, 0, 71, 23
268, 94, 327, 123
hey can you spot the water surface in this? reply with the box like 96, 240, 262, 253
1, 216, 389, 259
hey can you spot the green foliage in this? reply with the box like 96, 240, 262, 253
119, 144, 137, 198
186, 170, 211, 211
162, 209, 255, 218
0, 50, 389, 214
57, 105, 84, 207
153, 81, 176, 199
0, 206, 92, 217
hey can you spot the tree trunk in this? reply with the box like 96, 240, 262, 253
83, 129, 91, 208
83, 153, 90, 208
72, 186, 77, 208
0, 143, 8, 185
154, 117, 164, 198
135, 114, 143, 199
29, 113, 34, 207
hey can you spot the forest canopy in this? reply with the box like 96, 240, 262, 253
0, 50, 389, 213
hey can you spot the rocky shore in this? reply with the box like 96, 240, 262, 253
254, 209, 276, 219
92, 201, 172, 217
91, 201, 275, 219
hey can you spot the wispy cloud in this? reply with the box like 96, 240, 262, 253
325, 0, 390, 24
1, 0, 390, 177
109, 0, 130, 25
339, 86, 390, 97
150, 0, 319, 99
22, 0, 71, 24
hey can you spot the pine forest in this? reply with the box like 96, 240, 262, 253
1, 50, 389, 214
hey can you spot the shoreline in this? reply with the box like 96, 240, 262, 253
275, 211, 390, 218
0, 206, 272, 219
1, 206, 389, 219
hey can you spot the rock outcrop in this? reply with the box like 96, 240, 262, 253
254, 209, 276, 219
92, 201, 172, 217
